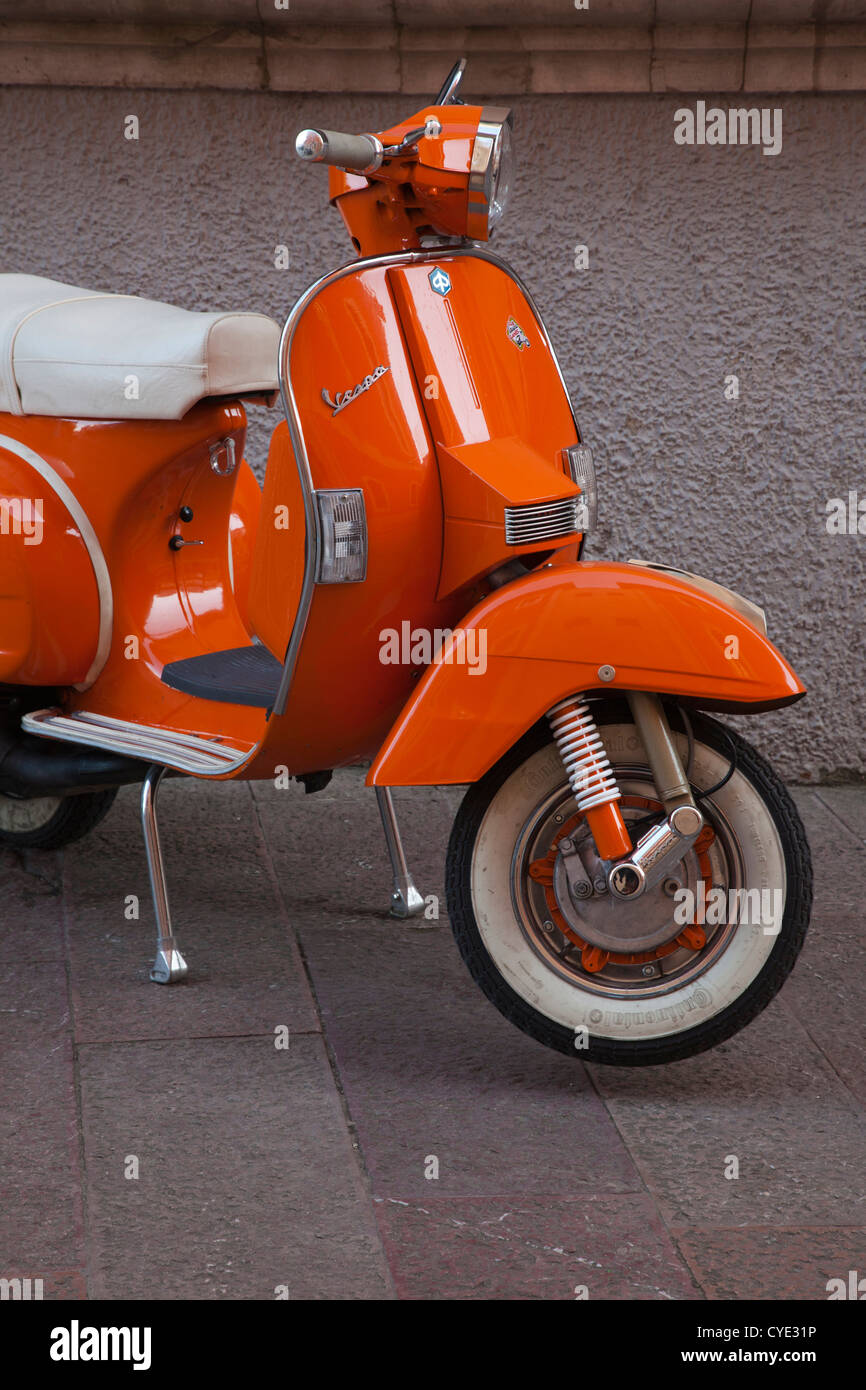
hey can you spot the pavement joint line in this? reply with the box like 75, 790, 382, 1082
778, 994, 866, 1119
812, 788, 866, 848
668, 1222, 866, 1233
669, 1231, 711, 1300
73, 1029, 326, 1047
59, 850, 97, 1301
244, 782, 398, 1299
369, 1188, 648, 1202
583, 1062, 710, 1300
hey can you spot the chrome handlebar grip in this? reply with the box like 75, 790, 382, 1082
294, 129, 384, 175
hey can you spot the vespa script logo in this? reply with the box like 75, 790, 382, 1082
321, 364, 389, 418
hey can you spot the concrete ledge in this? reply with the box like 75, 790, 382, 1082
0, 2, 859, 25
1, 18, 866, 92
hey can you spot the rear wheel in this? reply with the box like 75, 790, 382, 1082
0, 788, 118, 849
446, 706, 811, 1066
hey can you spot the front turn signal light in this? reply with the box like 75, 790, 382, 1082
314, 489, 368, 583
562, 444, 598, 532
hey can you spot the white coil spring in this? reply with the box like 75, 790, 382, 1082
548, 697, 622, 812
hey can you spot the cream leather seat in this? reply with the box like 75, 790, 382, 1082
0, 274, 280, 420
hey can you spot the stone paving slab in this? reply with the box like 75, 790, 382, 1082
0, 847, 65, 966
0, 771, 864, 1300
587, 1001, 866, 1229
249, 774, 457, 922
290, 921, 644, 1200
673, 1227, 866, 1301
62, 781, 319, 1043
374, 1194, 702, 1301
785, 789, 866, 1104
0, 962, 84, 1270
76, 1034, 391, 1300
791, 787, 865, 896
254, 773, 643, 1199
812, 786, 866, 844
0, 1271, 87, 1301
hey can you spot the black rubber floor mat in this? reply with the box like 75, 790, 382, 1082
160, 644, 283, 709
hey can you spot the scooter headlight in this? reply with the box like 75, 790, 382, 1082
467, 108, 514, 240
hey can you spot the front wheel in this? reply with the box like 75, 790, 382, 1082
445, 705, 812, 1066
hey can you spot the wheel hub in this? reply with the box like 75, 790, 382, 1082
527, 796, 716, 974
552, 845, 685, 953
0, 792, 62, 834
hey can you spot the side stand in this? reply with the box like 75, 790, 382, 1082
141, 764, 188, 983
375, 786, 425, 919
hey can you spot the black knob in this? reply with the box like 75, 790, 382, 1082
179, 505, 194, 522
169, 535, 185, 551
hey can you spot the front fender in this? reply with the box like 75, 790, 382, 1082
367, 561, 805, 787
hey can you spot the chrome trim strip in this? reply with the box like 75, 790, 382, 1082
0, 433, 114, 690
71, 710, 246, 757
507, 498, 580, 516
505, 496, 582, 545
272, 243, 582, 720
22, 709, 251, 775
25, 720, 240, 767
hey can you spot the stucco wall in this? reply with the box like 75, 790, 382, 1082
1, 85, 863, 780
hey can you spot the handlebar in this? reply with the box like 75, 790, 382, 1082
295, 128, 384, 174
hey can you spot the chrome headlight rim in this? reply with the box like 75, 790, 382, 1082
467, 106, 513, 240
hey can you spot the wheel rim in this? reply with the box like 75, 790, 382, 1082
510, 767, 745, 1001
469, 721, 790, 1040
0, 793, 62, 834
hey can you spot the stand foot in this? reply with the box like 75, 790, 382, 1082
150, 943, 189, 985
375, 787, 426, 920
390, 882, 426, 919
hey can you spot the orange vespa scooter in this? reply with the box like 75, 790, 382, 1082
0, 60, 810, 1066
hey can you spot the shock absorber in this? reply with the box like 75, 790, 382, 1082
548, 697, 632, 861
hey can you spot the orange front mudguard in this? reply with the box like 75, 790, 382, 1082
367, 561, 805, 788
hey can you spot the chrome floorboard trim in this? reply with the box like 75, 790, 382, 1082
21, 709, 251, 775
